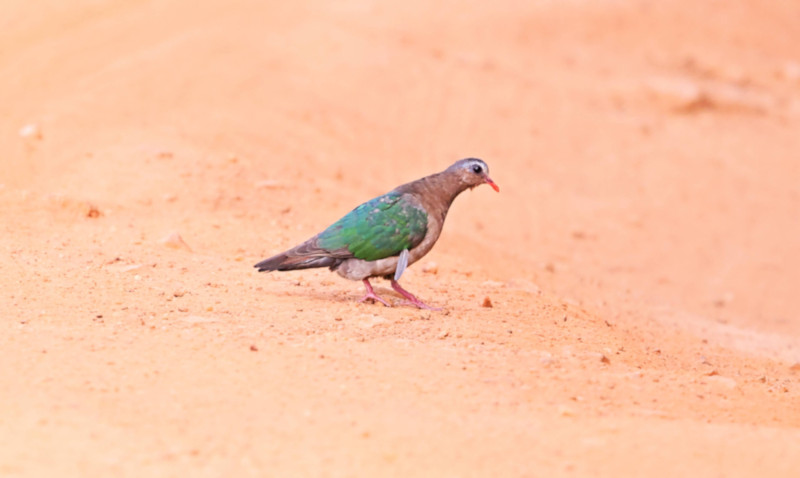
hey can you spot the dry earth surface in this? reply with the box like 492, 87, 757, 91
2, 0, 800, 476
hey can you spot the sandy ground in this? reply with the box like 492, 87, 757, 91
2, 0, 800, 476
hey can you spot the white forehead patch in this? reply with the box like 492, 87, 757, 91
465, 158, 488, 172
447, 157, 489, 174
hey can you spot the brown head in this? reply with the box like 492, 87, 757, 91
444, 158, 500, 193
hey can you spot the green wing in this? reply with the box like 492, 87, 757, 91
316, 192, 428, 262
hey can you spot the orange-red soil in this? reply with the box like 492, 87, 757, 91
2, 1, 799, 476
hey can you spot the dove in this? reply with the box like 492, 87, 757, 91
254, 158, 499, 309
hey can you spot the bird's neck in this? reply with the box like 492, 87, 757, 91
398, 172, 469, 222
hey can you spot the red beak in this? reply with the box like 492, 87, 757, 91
485, 176, 500, 192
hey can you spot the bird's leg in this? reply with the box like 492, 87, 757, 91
358, 279, 391, 307
390, 280, 441, 310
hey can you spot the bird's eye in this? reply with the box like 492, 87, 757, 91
471, 164, 483, 174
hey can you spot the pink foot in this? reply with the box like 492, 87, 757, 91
358, 279, 391, 307
390, 280, 441, 310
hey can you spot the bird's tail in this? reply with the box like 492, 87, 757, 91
254, 240, 342, 272
254, 253, 337, 272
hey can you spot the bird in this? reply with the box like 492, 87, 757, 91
254, 158, 499, 309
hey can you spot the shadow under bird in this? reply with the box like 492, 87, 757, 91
254, 158, 499, 309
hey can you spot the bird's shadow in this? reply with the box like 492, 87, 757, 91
274, 285, 447, 311
270, 283, 406, 308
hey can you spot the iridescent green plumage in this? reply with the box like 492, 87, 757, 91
317, 192, 428, 261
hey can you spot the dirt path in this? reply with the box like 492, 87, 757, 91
2, 1, 799, 476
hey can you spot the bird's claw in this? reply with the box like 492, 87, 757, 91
358, 293, 391, 307
390, 280, 440, 310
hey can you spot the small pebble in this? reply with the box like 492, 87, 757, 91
646, 76, 708, 112
19, 123, 42, 139
255, 179, 282, 189
421, 262, 438, 274
481, 296, 493, 308
557, 405, 575, 417
159, 231, 192, 251
85, 203, 102, 218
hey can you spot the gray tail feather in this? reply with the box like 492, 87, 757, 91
254, 252, 339, 272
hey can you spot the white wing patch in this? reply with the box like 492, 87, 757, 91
394, 248, 410, 281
